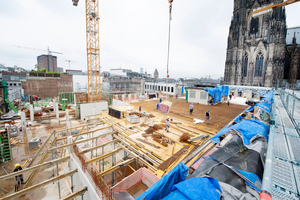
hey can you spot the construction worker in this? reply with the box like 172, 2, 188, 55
189, 103, 194, 115
165, 116, 170, 132
205, 110, 210, 124
14, 163, 25, 186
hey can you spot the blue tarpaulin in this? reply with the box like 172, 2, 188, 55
136, 162, 188, 200
211, 119, 269, 145
245, 101, 272, 114
237, 169, 262, 192
261, 91, 273, 104
162, 177, 222, 200
205, 85, 229, 103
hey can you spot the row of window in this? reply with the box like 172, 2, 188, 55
8, 82, 22, 87
145, 84, 174, 93
189, 91, 207, 100
242, 53, 264, 77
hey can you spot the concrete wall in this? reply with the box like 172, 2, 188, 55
23, 74, 73, 98
80, 101, 108, 120
69, 154, 102, 200
112, 99, 129, 107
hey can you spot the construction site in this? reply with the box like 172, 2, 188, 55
1, 0, 300, 200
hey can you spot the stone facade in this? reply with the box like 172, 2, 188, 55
285, 27, 300, 85
224, 0, 287, 87
22, 74, 73, 98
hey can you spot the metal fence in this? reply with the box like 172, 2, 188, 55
279, 88, 300, 130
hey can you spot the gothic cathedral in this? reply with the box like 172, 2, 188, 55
224, 0, 287, 87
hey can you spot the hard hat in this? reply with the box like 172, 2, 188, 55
207, 110, 209, 112
167, 116, 170, 118
15, 163, 20, 168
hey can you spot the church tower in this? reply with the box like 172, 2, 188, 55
224, 0, 286, 87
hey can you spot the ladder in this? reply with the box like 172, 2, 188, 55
4, 99, 18, 113
0, 128, 12, 162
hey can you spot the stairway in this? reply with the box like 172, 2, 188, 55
0, 128, 12, 162
4, 99, 18, 113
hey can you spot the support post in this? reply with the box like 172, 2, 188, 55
29, 104, 34, 123
21, 112, 26, 135
55, 103, 60, 124
66, 109, 70, 128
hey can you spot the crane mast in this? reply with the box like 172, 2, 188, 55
73, 0, 101, 101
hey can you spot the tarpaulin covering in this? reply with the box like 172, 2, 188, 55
205, 85, 229, 103
261, 91, 273, 104
205, 88, 222, 103
237, 169, 262, 192
136, 162, 188, 200
162, 177, 222, 200
211, 119, 269, 145
216, 85, 229, 97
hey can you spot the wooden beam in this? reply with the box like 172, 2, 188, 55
27, 130, 56, 167
0, 156, 70, 181
56, 126, 112, 142
24, 138, 57, 188
181, 139, 212, 165
61, 187, 88, 200
116, 142, 157, 172
78, 139, 117, 155
48, 131, 117, 152
85, 148, 122, 165
1, 169, 78, 200
97, 158, 135, 177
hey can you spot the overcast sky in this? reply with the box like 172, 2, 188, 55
0, 1, 299, 79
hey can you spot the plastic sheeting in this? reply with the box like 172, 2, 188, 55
205, 85, 229, 103
162, 177, 222, 200
211, 119, 269, 145
136, 162, 188, 200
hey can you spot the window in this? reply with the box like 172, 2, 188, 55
18, 83, 21, 86
171, 87, 174, 93
164, 86, 166, 91
158, 86, 160, 91
250, 18, 259, 37
168, 87, 170, 92
254, 53, 264, 77
243, 54, 248, 77
200, 92, 207, 100
190, 91, 196, 98
13, 83, 17, 86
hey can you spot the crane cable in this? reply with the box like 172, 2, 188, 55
166, 0, 173, 78
166, 0, 173, 100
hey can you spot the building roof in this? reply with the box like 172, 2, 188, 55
286, 27, 300, 45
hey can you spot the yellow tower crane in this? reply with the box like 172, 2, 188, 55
72, 0, 101, 101
251, 0, 300, 17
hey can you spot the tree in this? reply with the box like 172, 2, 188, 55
40, 68, 47, 73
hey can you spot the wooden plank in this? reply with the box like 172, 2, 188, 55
78, 139, 117, 155
27, 130, 56, 167
136, 138, 160, 149
48, 131, 117, 152
61, 187, 88, 200
97, 158, 135, 177
181, 139, 212, 165
85, 148, 122, 165
116, 143, 157, 172
158, 145, 190, 171
1, 169, 77, 200
0, 156, 70, 181
56, 126, 112, 142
